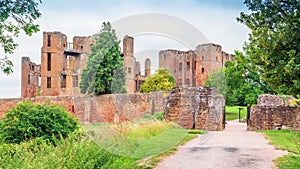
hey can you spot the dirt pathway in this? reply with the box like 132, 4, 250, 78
156, 120, 288, 169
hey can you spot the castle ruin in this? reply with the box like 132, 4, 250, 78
159, 44, 233, 87
21, 31, 233, 98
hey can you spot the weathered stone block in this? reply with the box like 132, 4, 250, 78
164, 87, 225, 131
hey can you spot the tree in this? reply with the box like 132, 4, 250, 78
0, 0, 42, 75
80, 22, 125, 95
0, 57, 13, 75
238, 0, 300, 97
111, 63, 127, 94
205, 51, 273, 106
140, 68, 176, 93
204, 68, 226, 96
225, 51, 273, 106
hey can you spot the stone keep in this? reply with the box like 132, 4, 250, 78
164, 87, 225, 130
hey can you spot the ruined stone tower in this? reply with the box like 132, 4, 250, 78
123, 35, 137, 93
40, 32, 68, 96
145, 58, 151, 77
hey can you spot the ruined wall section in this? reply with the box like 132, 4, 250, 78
159, 50, 178, 81
248, 94, 300, 130
0, 93, 165, 124
68, 35, 96, 96
21, 57, 41, 98
164, 87, 225, 130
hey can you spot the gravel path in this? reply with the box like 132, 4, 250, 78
156, 120, 288, 169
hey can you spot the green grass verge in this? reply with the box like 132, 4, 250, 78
226, 106, 247, 121
259, 130, 300, 169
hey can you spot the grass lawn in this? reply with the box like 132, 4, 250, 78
225, 106, 247, 121
259, 130, 300, 169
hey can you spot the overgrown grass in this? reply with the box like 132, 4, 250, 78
259, 130, 300, 169
83, 120, 189, 158
1, 116, 205, 168
0, 129, 140, 169
226, 106, 247, 121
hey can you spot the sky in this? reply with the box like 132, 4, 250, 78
0, 0, 250, 98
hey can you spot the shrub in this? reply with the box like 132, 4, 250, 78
0, 101, 79, 144
153, 111, 164, 121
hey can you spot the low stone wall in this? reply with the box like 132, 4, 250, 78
248, 94, 300, 131
0, 92, 164, 123
164, 87, 225, 131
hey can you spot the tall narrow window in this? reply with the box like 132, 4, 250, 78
61, 75, 66, 88
28, 75, 30, 84
128, 67, 131, 74
202, 68, 205, 74
202, 56, 204, 61
47, 77, 51, 88
73, 75, 78, 87
193, 61, 197, 70
179, 62, 182, 71
179, 79, 182, 86
47, 53, 51, 71
47, 34, 51, 47
186, 79, 190, 86
187, 62, 190, 71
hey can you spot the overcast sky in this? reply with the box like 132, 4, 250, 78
0, 0, 250, 98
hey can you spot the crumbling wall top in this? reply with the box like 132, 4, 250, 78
257, 94, 296, 106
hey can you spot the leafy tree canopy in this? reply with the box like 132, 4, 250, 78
80, 22, 125, 95
140, 68, 176, 93
0, 0, 42, 75
225, 51, 273, 106
238, 0, 300, 97
205, 51, 273, 106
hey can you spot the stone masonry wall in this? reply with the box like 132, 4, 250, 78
248, 94, 300, 131
0, 92, 164, 124
164, 87, 225, 131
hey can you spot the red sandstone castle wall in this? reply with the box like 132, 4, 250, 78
0, 93, 164, 124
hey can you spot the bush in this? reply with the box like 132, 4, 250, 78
153, 111, 164, 121
0, 101, 79, 144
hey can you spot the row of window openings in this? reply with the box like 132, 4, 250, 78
163, 55, 218, 62
46, 76, 78, 88
178, 62, 204, 73
48, 54, 75, 72
178, 79, 190, 86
